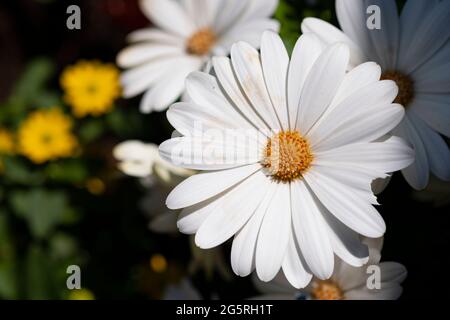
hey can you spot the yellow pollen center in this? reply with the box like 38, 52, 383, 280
186, 28, 216, 56
312, 280, 344, 300
262, 130, 313, 182
381, 70, 414, 107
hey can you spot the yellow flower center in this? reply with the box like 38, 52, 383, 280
311, 280, 344, 300
186, 28, 216, 56
381, 70, 414, 107
262, 130, 313, 182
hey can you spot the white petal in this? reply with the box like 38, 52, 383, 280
311, 103, 404, 152
217, 19, 280, 53
181, 0, 220, 29
328, 62, 382, 113
304, 170, 386, 238
243, 0, 278, 20
291, 180, 334, 280
230, 42, 282, 130
301, 17, 365, 69
260, 31, 289, 130
335, 0, 376, 63
380, 262, 407, 283
314, 136, 415, 175
409, 94, 450, 137
364, 0, 399, 70
159, 136, 260, 171
185, 72, 253, 129
195, 171, 269, 249
287, 33, 323, 129
308, 80, 400, 150
394, 117, 430, 190
139, 0, 195, 37
120, 57, 184, 98
281, 231, 313, 289
412, 43, 450, 95
140, 58, 202, 113
296, 43, 349, 134
408, 111, 450, 181
177, 194, 224, 234
322, 210, 369, 267
126, 28, 182, 44
231, 182, 277, 277
256, 182, 291, 282
212, 57, 269, 131
398, 0, 438, 63
166, 164, 261, 209
212, 0, 248, 35
117, 44, 183, 68
398, 0, 450, 74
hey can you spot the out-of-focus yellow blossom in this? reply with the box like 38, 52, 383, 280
86, 177, 105, 195
150, 254, 168, 273
68, 288, 95, 300
0, 128, 15, 154
18, 108, 78, 164
60, 60, 121, 117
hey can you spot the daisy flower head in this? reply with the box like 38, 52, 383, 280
302, 0, 450, 190
159, 30, 414, 288
18, 108, 78, 164
61, 60, 121, 118
253, 238, 407, 300
117, 0, 280, 113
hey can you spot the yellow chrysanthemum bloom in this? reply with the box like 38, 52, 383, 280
0, 128, 14, 155
18, 108, 78, 164
60, 60, 121, 117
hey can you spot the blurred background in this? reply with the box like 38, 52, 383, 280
0, 0, 448, 300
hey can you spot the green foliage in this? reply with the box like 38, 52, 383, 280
10, 189, 74, 239
275, 0, 301, 54
1, 156, 45, 185
0, 58, 59, 127
0, 212, 19, 299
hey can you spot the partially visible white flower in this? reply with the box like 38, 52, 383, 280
114, 140, 194, 233
159, 31, 414, 289
302, 0, 450, 190
253, 238, 407, 300
114, 140, 193, 181
117, 0, 280, 113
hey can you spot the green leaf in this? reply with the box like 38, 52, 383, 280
1, 156, 45, 185
13, 58, 55, 105
0, 212, 19, 299
45, 160, 88, 184
24, 245, 54, 299
78, 119, 105, 144
10, 189, 72, 239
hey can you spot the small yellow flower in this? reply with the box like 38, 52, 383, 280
0, 128, 15, 155
18, 108, 78, 164
68, 288, 95, 300
61, 60, 121, 117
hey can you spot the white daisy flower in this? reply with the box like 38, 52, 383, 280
302, 0, 450, 190
253, 238, 407, 300
159, 30, 414, 288
117, 0, 280, 113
